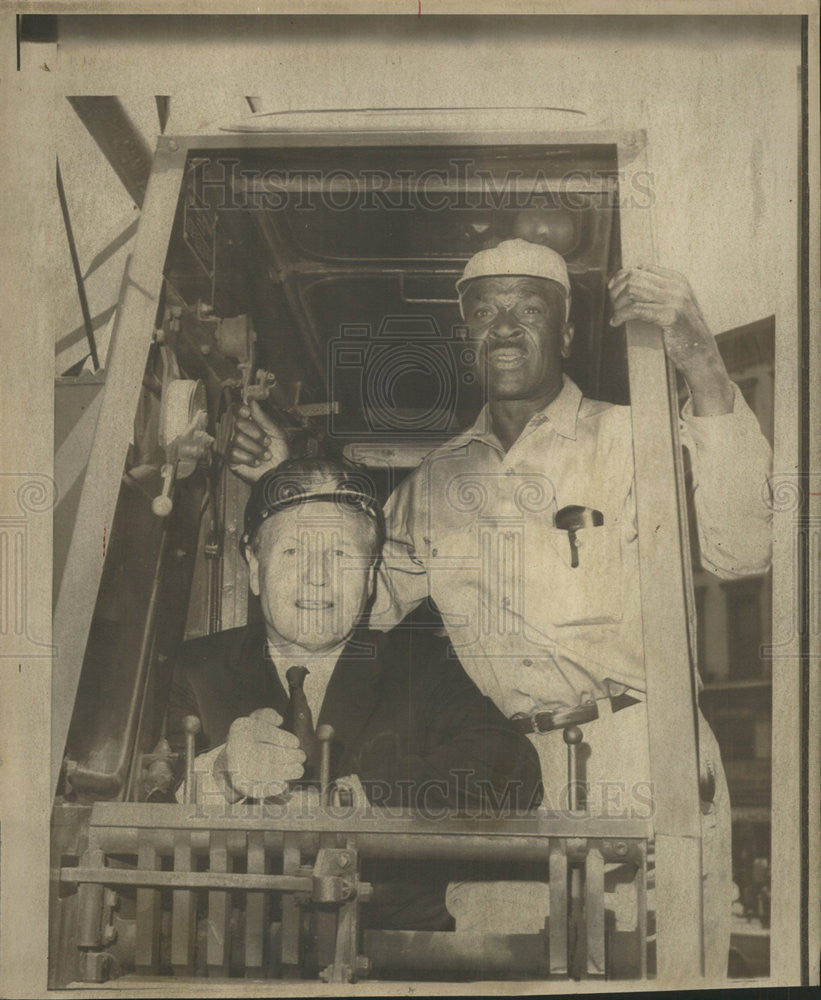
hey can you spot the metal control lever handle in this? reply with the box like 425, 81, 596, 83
563, 724, 584, 812
182, 715, 201, 805
282, 724, 334, 804
316, 724, 335, 805
152, 463, 176, 517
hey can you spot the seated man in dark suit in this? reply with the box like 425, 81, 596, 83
167, 457, 541, 930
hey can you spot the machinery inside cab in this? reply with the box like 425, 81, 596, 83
51, 136, 651, 986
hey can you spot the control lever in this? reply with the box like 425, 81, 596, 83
182, 715, 201, 805
316, 724, 335, 805
151, 463, 175, 518
563, 724, 584, 813
151, 379, 213, 518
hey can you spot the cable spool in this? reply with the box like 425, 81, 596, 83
151, 378, 211, 518
159, 379, 207, 479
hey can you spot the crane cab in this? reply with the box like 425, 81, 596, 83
49, 117, 769, 987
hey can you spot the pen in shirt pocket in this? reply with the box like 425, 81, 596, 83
554, 505, 604, 567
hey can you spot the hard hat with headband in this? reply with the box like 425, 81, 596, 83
241, 458, 385, 560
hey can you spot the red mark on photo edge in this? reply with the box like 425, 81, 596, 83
418, 0, 421, 14
102, 522, 106, 558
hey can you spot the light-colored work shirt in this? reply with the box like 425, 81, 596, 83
370, 375, 772, 719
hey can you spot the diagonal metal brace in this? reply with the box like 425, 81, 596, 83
312, 848, 372, 984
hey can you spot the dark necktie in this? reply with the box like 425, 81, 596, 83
283, 665, 317, 781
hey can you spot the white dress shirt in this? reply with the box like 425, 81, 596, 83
264, 638, 346, 724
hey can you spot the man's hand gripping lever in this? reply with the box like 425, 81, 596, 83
215, 708, 306, 803
226, 400, 290, 485
214, 704, 337, 805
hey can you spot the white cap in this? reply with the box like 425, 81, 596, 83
456, 239, 571, 319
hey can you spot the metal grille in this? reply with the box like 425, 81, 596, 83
56, 802, 651, 984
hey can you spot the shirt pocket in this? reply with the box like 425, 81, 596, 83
523, 524, 625, 627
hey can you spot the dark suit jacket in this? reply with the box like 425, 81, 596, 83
167, 619, 541, 813
166, 618, 542, 931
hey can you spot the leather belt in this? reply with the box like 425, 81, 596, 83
510, 692, 642, 735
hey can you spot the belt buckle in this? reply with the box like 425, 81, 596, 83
530, 710, 556, 735
552, 700, 600, 729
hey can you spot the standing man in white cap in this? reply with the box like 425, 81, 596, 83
227, 239, 772, 976
378, 239, 771, 976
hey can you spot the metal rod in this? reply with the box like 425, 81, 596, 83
87, 802, 652, 839
183, 716, 201, 805
56, 158, 99, 371
124, 627, 162, 803
60, 868, 313, 892
88, 827, 648, 865
564, 725, 584, 814
316, 724, 334, 805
